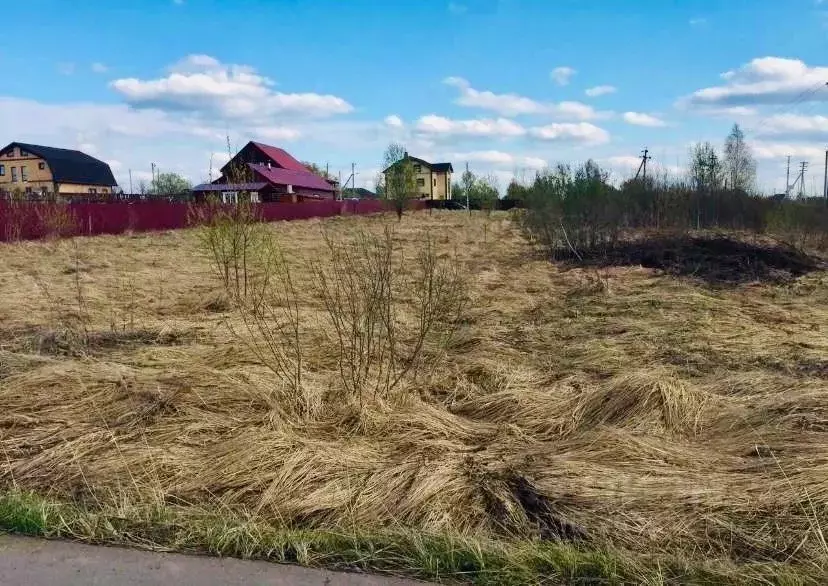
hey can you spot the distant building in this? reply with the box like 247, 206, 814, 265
342, 187, 379, 199
0, 142, 117, 198
383, 153, 453, 200
192, 141, 337, 203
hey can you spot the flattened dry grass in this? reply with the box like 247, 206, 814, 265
0, 211, 826, 584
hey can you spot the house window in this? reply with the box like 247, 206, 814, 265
413, 165, 422, 173
10, 167, 17, 182
41, 187, 48, 197
433, 178, 437, 187
88, 188, 97, 194
221, 191, 238, 204
25, 187, 32, 195
416, 178, 425, 188
38, 162, 45, 170
0, 164, 4, 176
6, 151, 13, 158
20, 150, 28, 157
20, 166, 27, 181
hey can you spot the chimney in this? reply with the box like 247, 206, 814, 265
287, 184, 293, 194
267, 161, 272, 170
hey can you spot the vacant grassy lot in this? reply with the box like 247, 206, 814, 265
0, 211, 826, 584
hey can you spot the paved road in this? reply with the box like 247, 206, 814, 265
0, 534, 429, 586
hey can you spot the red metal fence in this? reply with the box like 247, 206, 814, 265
0, 199, 403, 242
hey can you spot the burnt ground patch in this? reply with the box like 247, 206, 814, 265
563, 235, 823, 286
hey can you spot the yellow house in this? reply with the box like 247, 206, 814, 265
0, 142, 118, 198
383, 153, 454, 200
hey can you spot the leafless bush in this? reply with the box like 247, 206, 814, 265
190, 202, 271, 301
192, 202, 305, 408
35, 204, 79, 240
32, 239, 91, 353
232, 248, 304, 406
313, 227, 467, 405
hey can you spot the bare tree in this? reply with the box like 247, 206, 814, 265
382, 143, 414, 219
724, 124, 756, 192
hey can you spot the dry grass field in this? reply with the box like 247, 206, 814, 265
0, 210, 826, 584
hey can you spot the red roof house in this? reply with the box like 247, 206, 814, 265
193, 141, 337, 202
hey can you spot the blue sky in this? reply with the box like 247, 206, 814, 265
2, 0, 828, 193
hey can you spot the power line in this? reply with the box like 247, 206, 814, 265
742, 81, 828, 137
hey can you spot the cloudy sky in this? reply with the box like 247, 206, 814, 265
2, 0, 828, 194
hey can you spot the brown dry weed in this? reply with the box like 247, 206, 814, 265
0, 211, 826, 579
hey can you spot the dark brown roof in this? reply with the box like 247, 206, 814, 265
383, 155, 453, 174
3, 142, 117, 186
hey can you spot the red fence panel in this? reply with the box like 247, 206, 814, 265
0, 198, 408, 243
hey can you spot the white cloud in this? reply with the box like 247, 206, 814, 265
551, 66, 576, 86
111, 54, 353, 121
751, 140, 827, 161
755, 114, 828, 140
91, 62, 109, 74
257, 126, 302, 141
585, 85, 617, 97
58, 62, 76, 76
450, 150, 547, 169
622, 112, 667, 127
384, 114, 404, 128
443, 77, 603, 119
605, 156, 643, 171
415, 114, 526, 138
529, 122, 610, 144
686, 57, 828, 107
689, 105, 758, 117
689, 17, 707, 26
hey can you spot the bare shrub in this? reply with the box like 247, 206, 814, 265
190, 202, 271, 301
31, 239, 91, 353
232, 248, 305, 407
35, 204, 79, 240
313, 227, 467, 405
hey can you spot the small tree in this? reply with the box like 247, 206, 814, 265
302, 161, 333, 181
382, 143, 415, 220
724, 124, 756, 192
460, 167, 476, 215
476, 174, 500, 216
506, 179, 529, 205
373, 172, 385, 198
689, 142, 724, 192
149, 172, 192, 195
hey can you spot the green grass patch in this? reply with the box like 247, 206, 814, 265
0, 490, 819, 585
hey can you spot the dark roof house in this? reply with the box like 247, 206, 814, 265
382, 152, 454, 200
0, 142, 117, 196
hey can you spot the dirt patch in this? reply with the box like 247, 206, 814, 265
565, 235, 822, 285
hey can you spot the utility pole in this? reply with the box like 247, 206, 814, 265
465, 162, 470, 215
128, 169, 133, 196
823, 149, 828, 204
799, 161, 808, 199
635, 148, 651, 182
351, 162, 355, 192
785, 156, 791, 198
338, 170, 342, 200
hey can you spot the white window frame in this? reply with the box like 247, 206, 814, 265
221, 191, 238, 204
